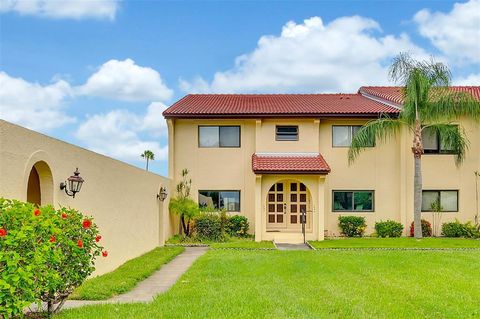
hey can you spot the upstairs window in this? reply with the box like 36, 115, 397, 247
198, 126, 240, 148
422, 126, 457, 154
276, 126, 298, 141
332, 125, 374, 147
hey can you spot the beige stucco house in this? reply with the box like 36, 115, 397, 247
163, 86, 480, 243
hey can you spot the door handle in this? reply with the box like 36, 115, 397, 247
283, 203, 287, 214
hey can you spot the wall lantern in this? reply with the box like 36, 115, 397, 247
157, 187, 168, 201
60, 168, 84, 198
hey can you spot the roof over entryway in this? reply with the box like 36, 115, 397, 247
252, 152, 330, 174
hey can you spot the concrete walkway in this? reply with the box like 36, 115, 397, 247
275, 243, 312, 250
57, 247, 208, 310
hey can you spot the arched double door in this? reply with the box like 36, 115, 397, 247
266, 180, 311, 231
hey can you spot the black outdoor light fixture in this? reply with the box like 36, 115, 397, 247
60, 168, 84, 198
157, 187, 168, 201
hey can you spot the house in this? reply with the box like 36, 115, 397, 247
163, 86, 480, 243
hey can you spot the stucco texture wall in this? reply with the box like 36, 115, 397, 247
0, 120, 171, 275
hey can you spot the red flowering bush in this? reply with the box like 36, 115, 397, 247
410, 219, 433, 237
0, 198, 106, 317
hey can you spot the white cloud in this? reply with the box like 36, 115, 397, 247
453, 73, 480, 85
78, 59, 173, 102
0, 71, 74, 130
141, 102, 169, 136
180, 16, 427, 94
0, 0, 119, 20
414, 0, 480, 64
75, 105, 168, 162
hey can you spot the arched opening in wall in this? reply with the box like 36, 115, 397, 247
26, 161, 54, 206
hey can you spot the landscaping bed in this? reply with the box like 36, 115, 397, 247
309, 237, 480, 249
69, 246, 184, 300
56, 249, 480, 318
166, 235, 275, 249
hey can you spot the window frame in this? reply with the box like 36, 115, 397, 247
198, 125, 241, 148
275, 125, 299, 141
198, 190, 241, 212
332, 125, 374, 148
422, 126, 458, 155
421, 190, 459, 212
332, 190, 375, 212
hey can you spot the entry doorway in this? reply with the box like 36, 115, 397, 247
27, 166, 41, 205
266, 180, 311, 231
26, 161, 53, 206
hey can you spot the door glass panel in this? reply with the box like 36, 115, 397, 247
300, 194, 306, 202
268, 194, 275, 202
277, 194, 283, 202
268, 215, 275, 223
291, 194, 297, 202
291, 215, 297, 224
300, 183, 306, 191
277, 204, 283, 212
291, 204, 297, 213
276, 183, 283, 191
290, 183, 297, 191
268, 204, 275, 212
277, 215, 283, 223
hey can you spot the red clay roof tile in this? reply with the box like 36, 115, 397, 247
163, 94, 400, 118
252, 153, 331, 174
359, 86, 480, 105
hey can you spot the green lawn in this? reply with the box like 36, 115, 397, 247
69, 246, 184, 300
58, 249, 480, 318
309, 237, 480, 249
166, 235, 275, 249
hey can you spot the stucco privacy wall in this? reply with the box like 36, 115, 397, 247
0, 120, 171, 275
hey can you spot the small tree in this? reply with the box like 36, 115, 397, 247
430, 198, 443, 237
140, 150, 155, 171
475, 171, 479, 226
169, 169, 199, 236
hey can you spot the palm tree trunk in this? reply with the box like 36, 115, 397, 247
412, 120, 423, 239
146, 159, 149, 171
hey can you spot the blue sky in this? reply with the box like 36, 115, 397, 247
1, 0, 479, 175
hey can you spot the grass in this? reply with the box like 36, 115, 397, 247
57, 249, 480, 318
69, 246, 184, 300
166, 235, 275, 249
309, 237, 480, 249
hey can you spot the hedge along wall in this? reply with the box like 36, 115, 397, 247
0, 120, 173, 275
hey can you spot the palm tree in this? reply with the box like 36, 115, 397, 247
349, 53, 480, 238
140, 150, 155, 171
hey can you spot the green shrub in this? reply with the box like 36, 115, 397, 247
0, 198, 105, 317
194, 212, 224, 241
374, 220, 404, 237
338, 216, 367, 237
409, 219, 432, 237
442, 220, 480, 238
227, 215, 249, 237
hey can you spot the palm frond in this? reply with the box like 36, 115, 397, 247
422, 90, 480, 122
348, 116, 404, 164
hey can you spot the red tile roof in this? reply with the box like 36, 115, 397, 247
163, 94, 400, 118
252, 153, 331, 174
359, 86, 480, 106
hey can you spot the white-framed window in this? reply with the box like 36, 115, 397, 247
276, 126, 299, 141
198, 190, 240, 212
332, 190, 374, 212
198, 126, 240, 148
332, 125, 374, 147
422, 190, 458, 212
